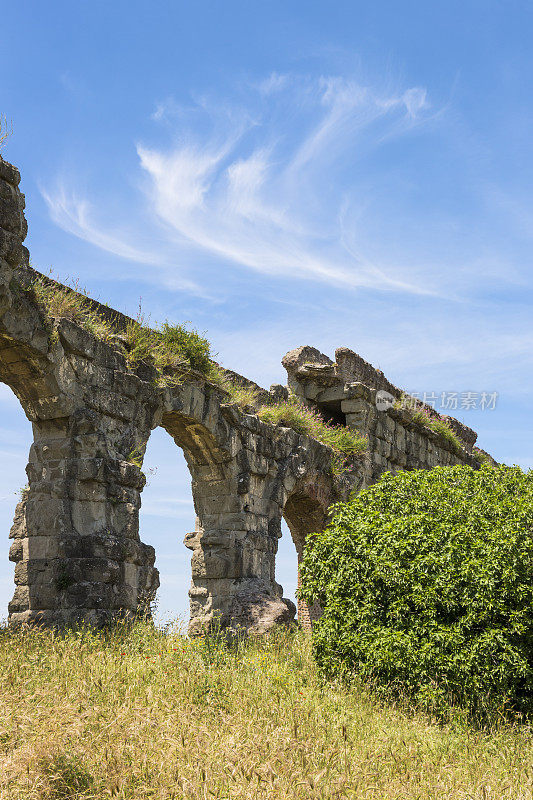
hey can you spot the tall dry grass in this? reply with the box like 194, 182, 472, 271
1, 620, 533, 799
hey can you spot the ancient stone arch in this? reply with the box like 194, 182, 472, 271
0, 156, 493, 633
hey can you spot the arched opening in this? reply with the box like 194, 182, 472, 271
137, 427, 195, 628
313, 400, 346, 428
0, 384, 34, 622
283, 490, 329, 629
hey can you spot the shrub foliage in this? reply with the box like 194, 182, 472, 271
300, 464, 533, 719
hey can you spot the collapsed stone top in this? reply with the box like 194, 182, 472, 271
281, 345, 333, 372
282, 344, 479, 451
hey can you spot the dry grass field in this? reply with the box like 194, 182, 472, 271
1, 620, 533, 799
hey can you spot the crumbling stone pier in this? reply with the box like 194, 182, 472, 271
0, 156, 491, 633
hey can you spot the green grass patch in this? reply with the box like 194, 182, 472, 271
27, 274, 212, 383
208, 372, 368, 474
394, 394, 465, 454
30, 275, 115, 343
1, 620, 533, 799
473, 447, 493, 465
208, 364, 260, 408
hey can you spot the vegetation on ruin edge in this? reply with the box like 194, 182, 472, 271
2, 620, 533, 800
27, 275, 368, 468
394, 394, 467, 455
209, 365, 367, 463
28, 276, 212, 386
256, 396, 368, 467
207, 364, 262, 408
27, 274, 472, 463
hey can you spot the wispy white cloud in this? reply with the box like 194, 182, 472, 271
42, 184, 158, 264
42, 73, 438, 297
401, 87, 428, 118
40, 183, 210, 296
257, 72, 289, 96
136, 76, 438, 294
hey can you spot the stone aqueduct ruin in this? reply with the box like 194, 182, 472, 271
0, 156, 492, 633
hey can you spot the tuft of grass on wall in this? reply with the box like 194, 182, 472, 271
257, 397, 367, 459
411, 408, 463, 454
208, 372, 368, 472
0, 115, 13, 150
208, 364, 259, 408
473, 447, 493, 466
160, 321, 212, 374
28, 275, 213, 383
30, 276, 115, 343
394, 394, 465, 455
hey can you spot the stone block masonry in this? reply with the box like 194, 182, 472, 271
281, 345, 491, 484
0, 156, 493, 634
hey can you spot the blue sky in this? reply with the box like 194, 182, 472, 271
1, 1, 532, 623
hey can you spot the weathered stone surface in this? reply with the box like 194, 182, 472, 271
283, 345, 486, 486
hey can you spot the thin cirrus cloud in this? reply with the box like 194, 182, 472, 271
42, 73, 435, 297
40, 183, 206, 296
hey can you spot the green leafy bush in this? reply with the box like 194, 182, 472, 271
300, 464, 533, 720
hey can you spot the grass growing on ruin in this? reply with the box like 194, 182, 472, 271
29, 272, 366, 464
208, 370, 368, 472
257, 397, 367, 459
123, 313, 212, 382
31, 275, 116, 343
395, 395, 465, 454
1, 620, 533, 800
208, 364, 261, 408
413, 408, 462, 453
28, 275, 212, 383
0, 115, 13, 150
473, 447, 493, 465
